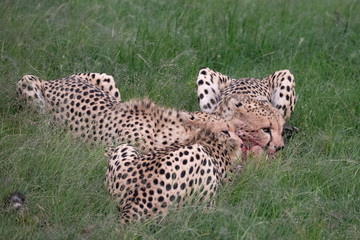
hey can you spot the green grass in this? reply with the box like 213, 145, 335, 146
1, 0, 359, 239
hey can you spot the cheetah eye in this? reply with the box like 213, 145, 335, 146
221, 130, 230, 137
262, 128, 271, 134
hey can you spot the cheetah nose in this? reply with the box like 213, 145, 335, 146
275, 146, 284, 152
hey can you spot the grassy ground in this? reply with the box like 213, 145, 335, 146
1, 0, 359, 239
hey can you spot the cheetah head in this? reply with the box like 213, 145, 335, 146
215, 95, 285, 156
181, 111, 245, 148
188, 128, 243, 161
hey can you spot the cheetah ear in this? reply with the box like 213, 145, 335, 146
226, 138, 242, 157
227, 138, 238, 149
181, 112, 195, 121
180, 112, 203, 130
228, 98, 247, 115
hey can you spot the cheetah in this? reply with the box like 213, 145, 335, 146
17, 72, 285, 155
196, 68, 297, 154
16, 73, 246, 154
105, 128, 243, 223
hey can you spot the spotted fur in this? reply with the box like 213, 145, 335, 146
105, 128, 242, 223
196, 68, 297, 154
16, 73, 243, 153
196, 68, 296, 119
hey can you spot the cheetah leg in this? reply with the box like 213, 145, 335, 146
196, 68, 233, 113
104, 144, 142, 223
105, 144, 139, 193
17, 75, 46, 113
72, 73, 121, 101
266, 69, 297, 120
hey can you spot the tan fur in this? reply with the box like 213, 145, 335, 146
105, 128, 242, 223
16, 74, 242, 153
216, 95, 285, 154
196, 68, 296, 154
